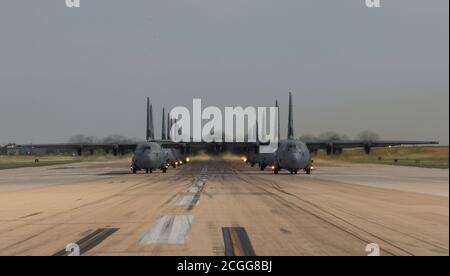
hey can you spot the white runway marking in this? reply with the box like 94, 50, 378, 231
187, 186, 200, 193
140, 215, 194, 244
187, 179, 205, 193
176, 195, 200, 206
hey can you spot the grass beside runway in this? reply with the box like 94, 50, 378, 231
0, 155, 131, 170
313, 146, 449, 169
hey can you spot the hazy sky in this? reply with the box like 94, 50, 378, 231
0, 0, 448, 144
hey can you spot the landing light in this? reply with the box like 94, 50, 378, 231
271, 166, 276, 170
186, 157, 191, 163
180, 161, 183, 165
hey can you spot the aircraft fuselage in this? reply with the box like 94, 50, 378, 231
132, 142, 167, 172
275, 139, 311, 173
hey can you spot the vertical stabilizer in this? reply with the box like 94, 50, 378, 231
287, 92, 294, 139
146, 98, 151, 141
167, 113, 171, 140
275, 100, 280, 141
147, 99, 155, 141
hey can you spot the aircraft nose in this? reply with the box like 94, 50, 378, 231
141, 153, 160, 168
286, 152, 302, 168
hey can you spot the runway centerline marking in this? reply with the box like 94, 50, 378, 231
140, 215, 194, 245
176, 195, 200, 206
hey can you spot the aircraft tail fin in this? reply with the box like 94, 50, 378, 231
161, 108, 166, 140
276, 99, 280, 141
150, 103, 154, 140
146, 98, 150, 141
287, 92, 294, 139
255, 118, 260, 154
146, 97, 154, 141
167, 113, 171, 140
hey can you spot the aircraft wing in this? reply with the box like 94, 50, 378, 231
12, 140, 265, 155
158, 140, 266, 153
11, 143, 139, 155
303, 139, 439, 154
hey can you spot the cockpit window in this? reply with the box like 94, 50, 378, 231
143, 146, 151, 151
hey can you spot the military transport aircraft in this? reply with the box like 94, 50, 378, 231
8, 97, 264, 174
7, 94, 438, 175
246, 92, 439, 174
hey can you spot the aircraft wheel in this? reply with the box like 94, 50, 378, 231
305, 166, 311, 175
294, 169, 298, 174
146, 169, 150, 174
132, 166, 137, 174
251, 162, 255, 167
162, 168, 167, 173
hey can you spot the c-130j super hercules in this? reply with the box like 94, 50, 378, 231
11, 94, 438, 175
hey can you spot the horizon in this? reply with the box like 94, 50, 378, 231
0, 1, 448, 145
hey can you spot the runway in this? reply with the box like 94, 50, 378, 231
0, 159, 448, 256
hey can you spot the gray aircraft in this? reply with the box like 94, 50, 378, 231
131, 98, 190, 173
248, 92, 439, 174
131, 98, 173, 174
161, 107, 185, 168
9, 94, 438, 175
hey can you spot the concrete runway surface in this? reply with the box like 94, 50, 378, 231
0, 160, 448, 256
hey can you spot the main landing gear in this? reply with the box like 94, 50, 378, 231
305, 166, 311, 175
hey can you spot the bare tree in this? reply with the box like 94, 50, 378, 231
356, 130, 380, 141
68, 134, 99, 144
101, 135, 141, 144
68, 134, 142, 144
299, 134, 317, 141
319, 131, 349, 140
